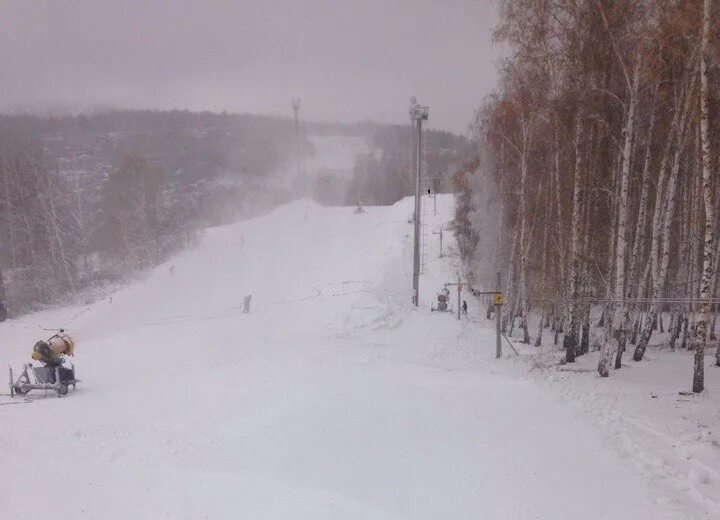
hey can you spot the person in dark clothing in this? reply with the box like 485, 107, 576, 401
461, 300, 468, 317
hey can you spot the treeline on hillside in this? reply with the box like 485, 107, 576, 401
0, 110, 308, 316
0, 110, 309, 183
0, 148, 202, 315
455, 0, 719, 391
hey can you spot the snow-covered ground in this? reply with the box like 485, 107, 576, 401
0, 195, 715, 518
497, 315, 720, 518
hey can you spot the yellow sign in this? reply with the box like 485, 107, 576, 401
493, 292, 504, 305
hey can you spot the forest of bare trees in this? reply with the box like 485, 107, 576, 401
456, 0, 720, 391
0, 111, 304, 316
0, 147, 199, 316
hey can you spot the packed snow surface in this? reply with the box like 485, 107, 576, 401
0, 195, 712, 518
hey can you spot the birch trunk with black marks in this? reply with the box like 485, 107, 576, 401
518, 115, 531, 343
536, 176, 552, 347
634, 77, 695, 361
599, 66, 639, 377
565, 115, 583, 363
695, 0, 715, 391
504, 222, 519, 333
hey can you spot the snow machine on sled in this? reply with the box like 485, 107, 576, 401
431, 288, 453, 313
8, 330, 79, 397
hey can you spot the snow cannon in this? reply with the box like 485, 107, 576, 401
9, 330, 79, 398
31, 331, 75, 365
431, 288, 452, 313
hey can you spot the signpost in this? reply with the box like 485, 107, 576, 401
493, 292, 504, 305
442, 279, 504, 358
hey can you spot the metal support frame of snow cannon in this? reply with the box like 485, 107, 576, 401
9, 362, 79, 398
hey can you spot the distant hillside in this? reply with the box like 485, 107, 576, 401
0, 110, 471, 316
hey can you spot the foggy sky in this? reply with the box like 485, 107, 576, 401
0, 1, 499, 134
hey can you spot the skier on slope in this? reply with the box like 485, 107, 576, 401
462, 300, 468, 317
242, 294, 252, 313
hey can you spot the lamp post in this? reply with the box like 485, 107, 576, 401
410, 97, 429, 306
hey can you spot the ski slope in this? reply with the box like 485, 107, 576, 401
0, 196, 690, 519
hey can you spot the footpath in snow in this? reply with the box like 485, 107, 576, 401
0, 195, 713, 519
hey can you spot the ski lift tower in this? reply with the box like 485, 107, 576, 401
410, 97, 429, 306
292, 97, 302, 175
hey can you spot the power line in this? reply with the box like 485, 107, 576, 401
530, 296, 720, 305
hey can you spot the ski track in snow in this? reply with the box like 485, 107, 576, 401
0, 195, 714, 519
489, 319, 720, 519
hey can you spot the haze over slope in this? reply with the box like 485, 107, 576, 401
0, 196, 683, 519
0, 110, 469, 315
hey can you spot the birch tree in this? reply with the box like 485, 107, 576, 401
693, 0, 715, 392
462, 0, 719, 389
